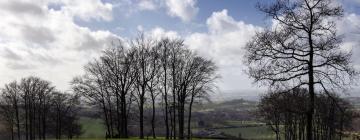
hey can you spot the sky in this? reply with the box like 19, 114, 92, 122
0, 0, 360, 99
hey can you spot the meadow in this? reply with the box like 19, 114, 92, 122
78, 117, 275, 140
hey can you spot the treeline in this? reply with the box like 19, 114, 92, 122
258, 88, 357, 140
71, 36, 218, 139
0, 77, 81, 140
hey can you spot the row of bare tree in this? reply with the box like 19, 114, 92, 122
71, 36, 218, 139
0, 77, 82, 140
257, 88, 356, 140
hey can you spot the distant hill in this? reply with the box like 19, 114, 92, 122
210, 90, 264, 102
194, 98, 258, 112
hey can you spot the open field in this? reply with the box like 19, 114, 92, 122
78, 117, 273, 139
79, 117, 105, 138
51, 138, 214, 140
48, 137, 354, 140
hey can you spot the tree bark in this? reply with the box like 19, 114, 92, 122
121, 92, 128, 138
307, 11, 315, 140
139, 94, 145, 139
151, 93, 156, 139
187, 94, 195, 140
14, 99, 21, 140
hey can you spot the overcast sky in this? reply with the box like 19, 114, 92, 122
0, 0, 360, 98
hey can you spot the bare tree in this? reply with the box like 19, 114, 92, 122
101, 44, 137, 138
20, 77, 54, 140
157, 39, 171, 139
1, 82, 21, 140
0, 88, 16, 140
72, 60, 115, 138
146, 46, 161, 139
186, 56, 217, 139
71, 36, 217, 140
244, 0, 357, 139
132, 35, 158, 139
72, 41, 136, 138
258, 88, 356, 140
0, 77, 71, 140
51, 92, 81, 139
161, 39, 218, 139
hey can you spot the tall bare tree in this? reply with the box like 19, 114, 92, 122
72, 41, 136, 138
72, 36, 217, 140
0, 77, 79, 140
132, 35, 158, 139
157, 39, 171, 139
244, 0, 357, 139
146, 46, 161, 139
72, 60, 116, 138
1, 82, 21, 140
101, 45, 137, 138
51, 91, 81, 140
0, 87, 17, 140
186, 56, 217, 139
258, 88, 356, 140
20, 77, 55, 140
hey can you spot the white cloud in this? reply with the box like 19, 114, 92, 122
114, 0, 159, 17
337, 13, 360, 65
114, 0, 199, 22
186, 9, 261, 66
138, 0, 157, 11
146, 27, 180, 40
49, 0, 113, 21
0, 0, 119, 90
185, 9, 262, 92
143, 9, 263, 92
165, 0, 199, 22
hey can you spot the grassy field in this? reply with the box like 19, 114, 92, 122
78, 117, 274, 139
215, 125, 275, 140
77, 118, 355, 140
79, 117, 106, 138
52, 138, 213, 140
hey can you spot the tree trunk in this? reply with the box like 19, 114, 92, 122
29, 101, 33, 140
25, 96, 29, 140
108, 99, 114, 138
15, 101, 21, 140
151, 95, 156, 139
42, 107, 47, 140
306, 6, 316, 140
178, 101, 185, 140
121, 92, 128, 138
169, 107, 173, 139
116, 93, 121, 137
139, 95, 144, 139
307, 24, 315, 140
172, 93, 176, 139
164, 91, 169, 139
101, 101, 110, 139
11, 124, 14, 140
187, 95, 194, 140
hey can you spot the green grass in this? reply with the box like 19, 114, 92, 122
72, 118, 356, 140
53, 138, 213, 140
79, 117, 105, 138
78, 118, 275, 140
215, 125, 275, 140
77, 117, 214, 140
224, 120, 265, 127
214, 120, 274, 139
